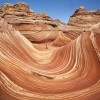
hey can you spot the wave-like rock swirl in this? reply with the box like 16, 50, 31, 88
0, 19, 100, 100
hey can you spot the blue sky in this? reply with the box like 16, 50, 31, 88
0, 0, 100, 23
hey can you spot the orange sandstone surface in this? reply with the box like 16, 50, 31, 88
0, 2, 100, 100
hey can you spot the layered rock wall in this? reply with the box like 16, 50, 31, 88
0, 2, 64, 43
68, 6, 100, 29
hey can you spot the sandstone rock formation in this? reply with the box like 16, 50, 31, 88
0, 18, 100, 100
62, 6, 100, 40
68, 6, 100, 29
0, 2, 100, 100
0, 2, 66, 44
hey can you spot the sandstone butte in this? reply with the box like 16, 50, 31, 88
0, 2, 100, 100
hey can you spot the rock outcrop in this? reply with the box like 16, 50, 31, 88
61, 6, 100, 40
68, 6, 100, 29
0, 2, 65, 43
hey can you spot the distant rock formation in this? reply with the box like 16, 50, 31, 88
0, 2, 58, 26
0, 2, 66, 43
68, 6, 100, 29
62, 6, 100, 40
1, 3, 100, 43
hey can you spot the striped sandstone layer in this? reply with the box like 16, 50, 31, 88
0, 18, 100, 100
